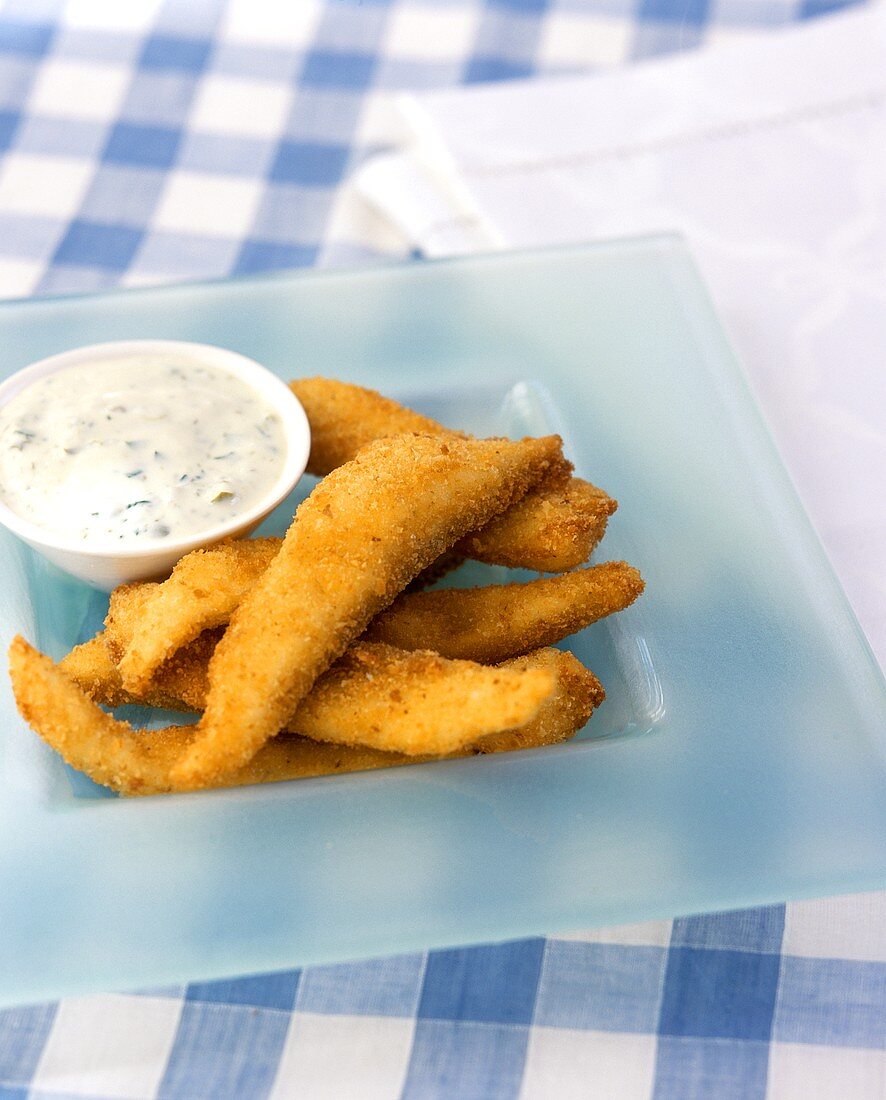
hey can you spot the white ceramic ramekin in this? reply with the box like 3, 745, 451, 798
0, 340, 311, 590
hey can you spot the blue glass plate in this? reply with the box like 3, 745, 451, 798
0, 238, 883, 1007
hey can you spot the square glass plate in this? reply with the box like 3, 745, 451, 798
0, 238, 883, 1007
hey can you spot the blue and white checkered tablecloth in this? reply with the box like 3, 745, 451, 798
1, 1, 883, 1098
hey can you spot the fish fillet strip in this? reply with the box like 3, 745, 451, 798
14, 639, 600, 795
107, 559, 643, 692
291, 377, 616, 571
366, 561, 645, 662
110, 539, 278, 690
72, 637, 556, 754
453, 473, 615, 572
67, 560, 641, 716
175, 432, 564, 786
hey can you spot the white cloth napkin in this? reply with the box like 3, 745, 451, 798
357, 4, 886, 670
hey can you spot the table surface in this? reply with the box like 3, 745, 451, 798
1, 2, 883, 1099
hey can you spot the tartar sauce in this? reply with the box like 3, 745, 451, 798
0, 355, 287, 543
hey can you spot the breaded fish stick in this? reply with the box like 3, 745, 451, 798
479, 649, 604, 753
65, 639, 555, 756
17, 640, 601, 795
110, 538, 279, 685
191, 648, 602, 781
367, 561, 644, 662
62, 632, 215, 711
454, 475, 616, 572
291, 377, 616, 571
105, 559, 644, 692
176, 432, 564, 787
109, 551, 641, 691
292, 643, 556, 754
292, 377, 458, 473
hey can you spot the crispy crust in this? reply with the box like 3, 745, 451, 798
367, 561, 644, 662
107, 550, 638, 704
63, 638, 555, 756
457, 474, 617, 572
17, 639, 601, 795
291, 377, 616, 572
110, 538, 279, 690
292, 377, 459, 476
176, 432, 564, 786
94, 560, 643, 703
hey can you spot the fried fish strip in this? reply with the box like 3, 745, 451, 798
62, 631, 214, 711
294, 643, 557, 754
64, 639, 556, 756
104, 559, 644, 693
291, 377, 616, 571
292, 377, 458, 474
62, 633, 198, 710
108, 549, 641, 692
17, 640, 600, 795
176, 432, 564, 787
109, 538, 279, 684
477, 649, 604, 753
454, 474, 616, 572
367, 561, 645, 662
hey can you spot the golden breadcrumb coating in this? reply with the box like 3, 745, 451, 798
15, 639, 600, 795
104, 555, 642, 686
291, 377, 615, 571
109, 538, 279, 690
175, 431, 564, 787
367, 561, 644, 662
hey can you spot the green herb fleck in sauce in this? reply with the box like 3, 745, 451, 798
0, 356, 287, 544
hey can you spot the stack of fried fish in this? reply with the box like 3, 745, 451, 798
9, 379, 644, 795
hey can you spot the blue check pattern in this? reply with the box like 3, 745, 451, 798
0, 1, 880, 1098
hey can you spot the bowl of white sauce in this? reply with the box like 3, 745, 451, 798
0, 340, 311, 590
